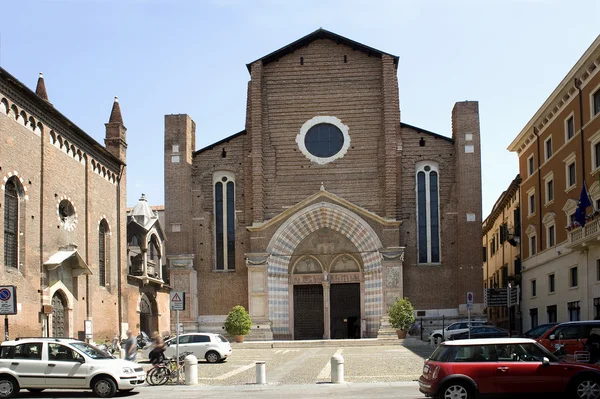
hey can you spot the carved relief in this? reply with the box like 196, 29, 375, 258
330, 254, 360, 273
386, 267, 400, 288
293, 256, 322, 274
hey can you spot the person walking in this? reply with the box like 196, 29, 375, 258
123, 330, 137, 362
111, 332, 120, 355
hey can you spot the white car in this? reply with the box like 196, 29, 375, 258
0, 337, 145, 398
149, 333, 232, 363
428, 321, 487, 342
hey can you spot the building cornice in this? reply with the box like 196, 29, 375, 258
508, 35, 600, 154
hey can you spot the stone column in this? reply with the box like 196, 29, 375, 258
377, 247, 405, 339
322, 278, 331, 339
245, 253, 273, 340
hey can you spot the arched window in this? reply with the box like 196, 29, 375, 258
214, 172, 235, 270
416, 163, 440, 264
99, 219, 109, 286
4, 177, 21, 268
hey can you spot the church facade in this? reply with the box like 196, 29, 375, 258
164, 29, 483, 339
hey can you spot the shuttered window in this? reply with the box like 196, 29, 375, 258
3, 179, 19, 268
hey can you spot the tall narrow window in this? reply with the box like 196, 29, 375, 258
594, 90, 600, 117
99, 220, 108, 286
416, 163, 440, 264
566, 116, 575, 140
3, 178, 20, 268
214, 173, 236, 270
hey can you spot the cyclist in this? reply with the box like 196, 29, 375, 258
148, 331, 166, 365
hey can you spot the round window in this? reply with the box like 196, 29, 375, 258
58, 199, 77, 231
304, 124, 344, 158
296, 116, 350, 165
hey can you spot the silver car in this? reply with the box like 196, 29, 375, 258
159, 333, 232, 363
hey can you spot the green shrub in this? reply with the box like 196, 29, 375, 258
224, 305, 252, 336
388, 297, 415, 331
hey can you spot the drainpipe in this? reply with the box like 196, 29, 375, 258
575, 78, 589, 318
117, 164, 125, 338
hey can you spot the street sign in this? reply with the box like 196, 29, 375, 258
170, 291, 185, 311
484, 288, 508, 307
0, 286, 17, 315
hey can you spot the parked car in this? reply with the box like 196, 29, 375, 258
0, 337, 145, 398
419, 337, 600, 399
156, 333, 232, 363
428, 321, 487, 342
537, 320, 600, 361
522, 323, 557, 339
448, 326, 509, 340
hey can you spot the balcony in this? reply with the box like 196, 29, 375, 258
567, 218, 600, 249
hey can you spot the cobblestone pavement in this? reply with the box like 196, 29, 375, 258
141, 344, 435, 386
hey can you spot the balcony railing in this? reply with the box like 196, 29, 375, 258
567, 218, 600, 248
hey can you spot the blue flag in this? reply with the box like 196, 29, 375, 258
575, 182, 592, 227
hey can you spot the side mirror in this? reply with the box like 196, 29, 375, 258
542, 357, 550, 366
549, 334, 556, 340
76, 357, 85, 363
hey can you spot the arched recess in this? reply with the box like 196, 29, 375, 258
291, 255, 324, 274
266, 202, 383, 337
45, 281, 75, 338
138, 293, 158, 335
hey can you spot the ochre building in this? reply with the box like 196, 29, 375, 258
164, 29, 483, 339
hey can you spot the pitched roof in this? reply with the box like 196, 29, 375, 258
193, 130, 246, 156
246, 28, 399, 73
400, 122, 453, 143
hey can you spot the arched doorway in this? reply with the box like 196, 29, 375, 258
140, 295, 152, 335
51, 292, 67, 337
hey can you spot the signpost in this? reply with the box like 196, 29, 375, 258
170, 291, 185, 384
484, 286, 520, 337
466, 292, 473, 339
0, 286, 17, 341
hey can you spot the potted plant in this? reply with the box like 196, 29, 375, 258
224, 305, 252, 343
388, 297, 415, 339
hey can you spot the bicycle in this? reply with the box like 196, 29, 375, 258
146, 351, 192, 385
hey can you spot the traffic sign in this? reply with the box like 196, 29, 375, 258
170, 291, 185, 311
0, 286, 17, 315
466, 292, 474, 304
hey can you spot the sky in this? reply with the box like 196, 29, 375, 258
1, 0, 599, 218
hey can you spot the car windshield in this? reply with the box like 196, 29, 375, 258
71, 342, 113, 359
524, 324, 555, 338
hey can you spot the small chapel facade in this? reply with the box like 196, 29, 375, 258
164, 29, 483, 340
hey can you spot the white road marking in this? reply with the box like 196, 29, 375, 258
206, 362, 257, 380
317, 348, 343, 380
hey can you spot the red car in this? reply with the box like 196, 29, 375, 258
419, 337, 600, 399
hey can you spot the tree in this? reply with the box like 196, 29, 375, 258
388, 297, 415, 331
224, 305, 252, 336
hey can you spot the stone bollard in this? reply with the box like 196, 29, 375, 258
119, 348, 125, 359
256, 361, 267, 384
184, 354, 198, 385
331, 354, 344, 383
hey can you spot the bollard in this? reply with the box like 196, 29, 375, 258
256, 361, 267, 385
331, 354, 344, 383
119, 348, 125, 359
184, 354, 198, 385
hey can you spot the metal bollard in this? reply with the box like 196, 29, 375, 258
184, 354, 198, 385
331, 354, 344, 383
256, 361, 266, 384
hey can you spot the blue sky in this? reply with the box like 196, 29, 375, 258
1, 0, 598, 217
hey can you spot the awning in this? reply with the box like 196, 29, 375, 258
43, 246, 92, 277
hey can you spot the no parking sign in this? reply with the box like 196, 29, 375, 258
0, 286, 17, 315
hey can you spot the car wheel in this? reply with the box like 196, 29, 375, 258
0, 377, 18, 398
573, 376, 600, 399
205, 350, 221, 363
439, 381, 472, 399
92, 376, 117, 398
27, 388, 45, 393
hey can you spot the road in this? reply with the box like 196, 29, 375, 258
13, 344, 436, 398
